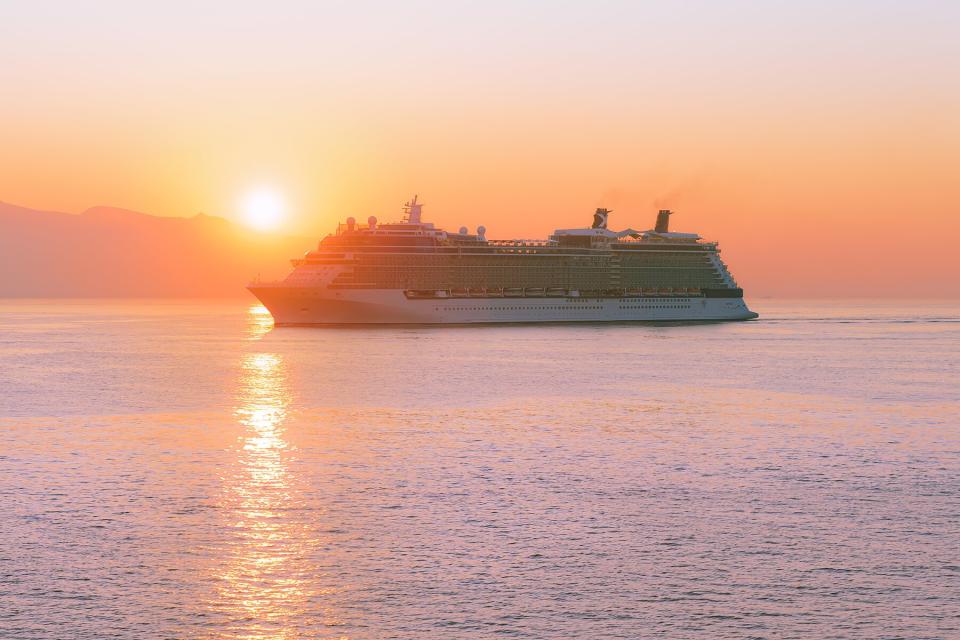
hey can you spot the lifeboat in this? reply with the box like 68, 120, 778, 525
504, 287, 524, 297
484, 288, 504, 297
451, 288, 470, 298
524, 287, 545, 297
546, 287, 567, 297
469, 288, 486, 297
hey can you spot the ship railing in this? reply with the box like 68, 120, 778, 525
335, 222, 376, 235
403, 287, 706, 299
486, 239, 551, 247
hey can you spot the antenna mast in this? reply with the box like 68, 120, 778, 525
403, 195, 422, 224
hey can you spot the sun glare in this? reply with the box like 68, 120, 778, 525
243, 189, 285, 231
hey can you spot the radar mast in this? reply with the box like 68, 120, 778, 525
403, 195, 423, 224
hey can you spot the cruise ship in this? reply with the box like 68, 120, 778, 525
249, 196, 758, 325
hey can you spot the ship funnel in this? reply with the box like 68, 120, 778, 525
655, 209, 671, 233
592, 208, 610, 230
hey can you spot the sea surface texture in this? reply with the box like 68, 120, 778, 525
1, 300, 958, 639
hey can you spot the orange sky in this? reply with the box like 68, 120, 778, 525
1, 2, 958, 296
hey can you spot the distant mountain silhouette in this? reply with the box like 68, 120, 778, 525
0, 201, 313, 297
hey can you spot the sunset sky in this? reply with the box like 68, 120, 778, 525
2, 1, 958, 296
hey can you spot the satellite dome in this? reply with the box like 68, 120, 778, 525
368, 215, 378, 229
459, 226, 468, 235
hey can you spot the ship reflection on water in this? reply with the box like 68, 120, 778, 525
245, 304, 274, 340
212, 339, 344, 638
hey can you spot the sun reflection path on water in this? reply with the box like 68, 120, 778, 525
208, 338, 347, 639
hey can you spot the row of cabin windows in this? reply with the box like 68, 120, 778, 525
350, 265, 720, 273
348, 269, 720, 278
354, 261, 711, 270
620, 304, 692, 309
433, 304, 693, 311
436, 306, 604, 311
335, 278, 720, 289
341, 268, 723, 289
415, 272, 717, 279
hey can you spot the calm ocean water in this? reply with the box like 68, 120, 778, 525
1, 299, 958, 639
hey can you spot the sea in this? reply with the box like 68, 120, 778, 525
1, 299, 958, 639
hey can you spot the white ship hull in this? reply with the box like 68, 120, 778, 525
249, 285, 759, 325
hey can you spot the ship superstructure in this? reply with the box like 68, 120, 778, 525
249, 196, 758, 324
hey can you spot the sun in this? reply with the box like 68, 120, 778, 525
243, 188, 285, 231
